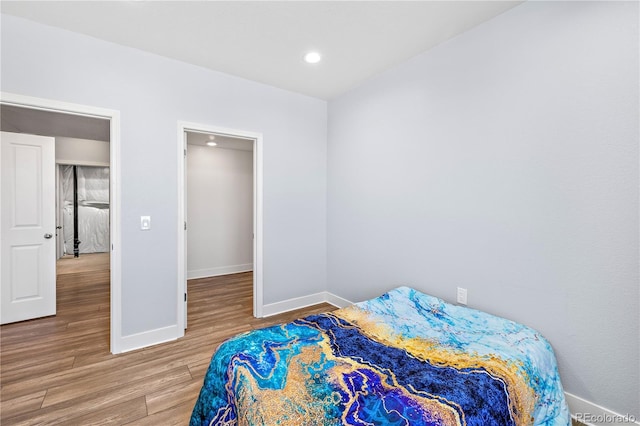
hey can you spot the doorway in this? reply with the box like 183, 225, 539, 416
56, 162, 111, 310
57, 161, 110, 260
0, 93, 122, 353
177, 122, 263, 330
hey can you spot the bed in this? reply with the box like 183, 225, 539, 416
190, 286, 570, 425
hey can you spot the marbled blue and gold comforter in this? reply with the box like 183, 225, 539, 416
190, 287, 570, 425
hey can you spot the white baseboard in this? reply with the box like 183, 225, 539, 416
261, 291, 353, 317
262, 292, 328, 317
117, 324, 182, 353
566, 392, 639, 425
325, 292, 353, 308
187, 264, 252, 280
114, 290, 349, 352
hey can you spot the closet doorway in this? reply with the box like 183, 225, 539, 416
177, 122, 263, 331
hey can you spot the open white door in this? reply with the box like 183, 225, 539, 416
1, 131, 56, 324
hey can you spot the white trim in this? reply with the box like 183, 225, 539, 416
325, 292, 354, 308
262, 292, 329, 317
253, 129, 264, 318
566, 392, 639, 426
262, 291, 354, 317
177, 126, 187, 334
0, 92, 122, 354
118, 325, 180, 353
56, 160, 110, 167
109, 113, 122, 354
187, 264, 253, 280
177, 121, 264, 329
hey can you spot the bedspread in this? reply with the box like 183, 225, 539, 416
190, 287, 569, 425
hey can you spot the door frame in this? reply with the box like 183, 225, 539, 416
56, 164, 64, 259
0, 92, 123, 353
177, 121, 263, 326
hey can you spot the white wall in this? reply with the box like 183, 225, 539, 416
328, 1, 638, 418
1, 14, 327, 336
56, 137, 109, 165
187, 144, 253, 278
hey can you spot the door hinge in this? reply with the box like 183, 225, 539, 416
184, 148, 187, 157
184, 293, 187, 302
184, 221, 187, 230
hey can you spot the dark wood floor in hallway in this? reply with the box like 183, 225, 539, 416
0, 270, 335, 425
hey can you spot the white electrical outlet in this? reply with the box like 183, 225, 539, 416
457, 287, 468, 305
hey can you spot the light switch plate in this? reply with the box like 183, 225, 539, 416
141, 216, 151, 230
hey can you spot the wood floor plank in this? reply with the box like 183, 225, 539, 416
124, 400, 194, 426
41, 360, 178, 407
144, 378, 202, 415
0, 390, 46, 419
187, 359, 213, 380
64, 396, 148, 426
3, 367, 192, 425
0, 357, 75, 386
1, 267, 337, 424
56, 253, 110, 275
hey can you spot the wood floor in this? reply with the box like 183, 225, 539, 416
0, 267, 335, 425
56, 253, 110, 275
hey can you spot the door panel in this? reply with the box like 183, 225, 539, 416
1, 131, 56, 324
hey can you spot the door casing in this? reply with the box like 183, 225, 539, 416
177, 121, 264, 331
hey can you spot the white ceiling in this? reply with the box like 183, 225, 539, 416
1, 1, 524, 100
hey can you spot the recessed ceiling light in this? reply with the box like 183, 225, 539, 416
206, 135, 217, 147
304, 51, 322, 64
206, 141, 217, 147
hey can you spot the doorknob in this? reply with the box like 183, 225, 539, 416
44, 233, 53, 239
